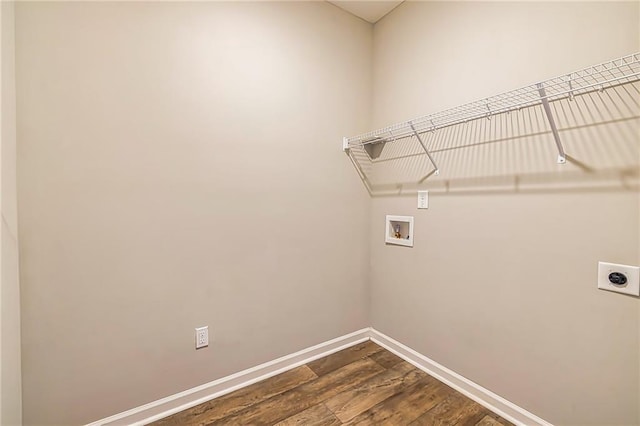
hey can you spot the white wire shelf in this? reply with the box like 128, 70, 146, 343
343, 53, 640, 193
345, 53, 640, 149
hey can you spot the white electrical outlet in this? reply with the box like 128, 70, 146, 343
417, 191, 428, 209
597, 262, 640, 296
195, 326, 209, 349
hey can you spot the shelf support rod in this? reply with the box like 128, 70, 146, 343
409, 122, 440, 175
536, 82, 566, 164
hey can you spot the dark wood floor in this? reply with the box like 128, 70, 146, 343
152, 341, 513, 426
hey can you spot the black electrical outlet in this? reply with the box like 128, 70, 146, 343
608, 272, 627, 286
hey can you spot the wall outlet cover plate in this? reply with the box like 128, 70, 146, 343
195, 326, 209, 349
597, 262, 640, 296
417, 191, 428, 209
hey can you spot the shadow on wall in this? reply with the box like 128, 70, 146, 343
347, 82, 640, 196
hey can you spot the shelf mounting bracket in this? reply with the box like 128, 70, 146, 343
536, 82, 566, 164
409, 122, 440, 175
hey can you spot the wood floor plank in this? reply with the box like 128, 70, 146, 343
154, 347, 514, 426
208, 357, 385, 426
150, 365, 317, 426
346, 376, 450, 425
325, 361, 426, 422
475, 414, 507, 426
488, 413, 514, 426
307, 340, 383, 376
456, 407, 493, 426
274, 403, 341, 426
408, 392, 486, 426
368, 348, 404, 369
455, 405, 492, 426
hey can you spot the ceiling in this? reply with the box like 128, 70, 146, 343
328, 1, 404, 24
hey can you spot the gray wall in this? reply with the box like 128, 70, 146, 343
16, 2, 372, 424
14, 2, 640, 425
369, 2, 639, 425
1, 1, 22, 425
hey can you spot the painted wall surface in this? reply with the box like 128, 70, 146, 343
370, 2, 639, 425
16, 2, 372, 424
1, 1, 22, 424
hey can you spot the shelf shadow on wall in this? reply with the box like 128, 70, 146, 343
348, 83, 639, 196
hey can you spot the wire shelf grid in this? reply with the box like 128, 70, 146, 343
345, 53, 640, 148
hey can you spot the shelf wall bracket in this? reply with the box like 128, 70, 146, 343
409, 122, 440, 175
567, 75, 574, 101
536, 82, 567, 164
344, 141, 373, 195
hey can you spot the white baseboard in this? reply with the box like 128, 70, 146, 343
87, 328, 371, 426
369, 328, 553, 426
89, 327, 552, 426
